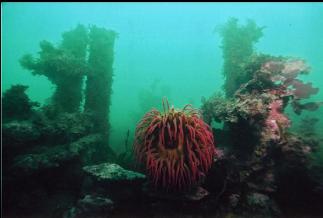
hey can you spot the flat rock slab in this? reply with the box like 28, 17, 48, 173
83, 163, 146, 183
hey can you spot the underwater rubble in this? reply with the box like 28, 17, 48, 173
63, 163, 146, 218
63, 195, 114, 218
2, 24, 118, 218
199, 20, 323, 217
2, 19, 323, 218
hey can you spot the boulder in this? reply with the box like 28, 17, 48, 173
82, 163, 146, 201
2, 121, 41, 149
83, 163, 146, 182
12, 134, 102, 176
63, 195, 114, 218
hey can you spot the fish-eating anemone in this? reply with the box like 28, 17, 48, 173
134, 98, 216, 190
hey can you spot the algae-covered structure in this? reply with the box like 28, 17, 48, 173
200, 19, 323, 217
2, 84, 39, 122
20, 24, 88, 113
2, 24, 118, 216
218, 18, 264, 97
85, 26, 117, 140
19, 24, 116, 143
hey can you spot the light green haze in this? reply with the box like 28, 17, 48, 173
2, 2, 323, 153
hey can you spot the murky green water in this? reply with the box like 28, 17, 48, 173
2, 3, 323, 217
3, 2, 323, 153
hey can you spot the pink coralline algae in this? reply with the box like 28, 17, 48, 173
289, 79, 319, 99
185, 186, 210, 201
262, 61, 285, 75
264, 100, 290, 141
215, 149, 225, 160
268, 100, 290, 127
262, 59, 318, 100
262, 59, 309, 82
282, 60, 310, 80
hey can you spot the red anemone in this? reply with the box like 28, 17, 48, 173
134, 98, 216, 190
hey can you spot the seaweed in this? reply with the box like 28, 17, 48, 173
2, 84, 39, 122
217, 18, 264, 97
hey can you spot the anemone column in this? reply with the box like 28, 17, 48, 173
84, 26, 117, 142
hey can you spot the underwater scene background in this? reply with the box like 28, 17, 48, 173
2, 2, 323, 218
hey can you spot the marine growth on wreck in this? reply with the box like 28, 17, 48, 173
2, 3, 323, 218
